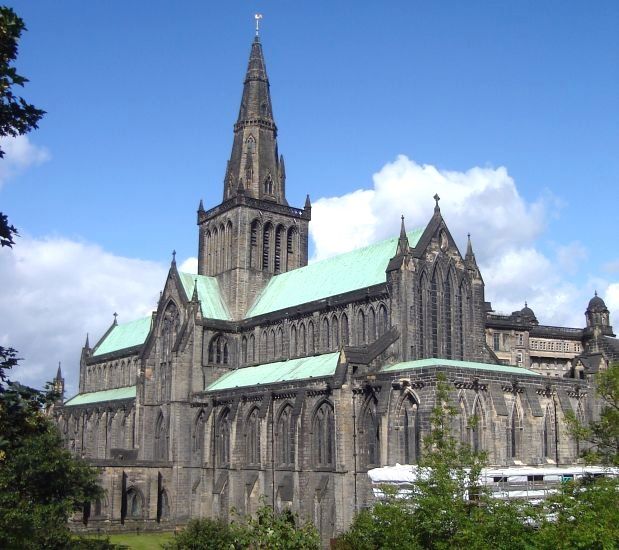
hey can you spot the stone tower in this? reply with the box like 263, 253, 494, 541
197, 36, 311, 319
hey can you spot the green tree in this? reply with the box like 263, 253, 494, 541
165, 502, 320, 550
568, 362, 619, 466
0, 5, 45, 247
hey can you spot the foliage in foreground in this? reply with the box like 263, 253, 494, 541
164, 503, 319, 550
336, 373, 619, 549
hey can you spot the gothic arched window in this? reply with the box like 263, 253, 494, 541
286, 227, 298, 270
192, 410, 206, 463
245, 407, 261, 465
361, 398, 379, 467
242, 336, 248, 364
154, 413, 168, 461
276, 404, 295, 466
418, 274, 427, 357
341, 313, 349, 346
262, 222, 273, 271
208, 335, 230, 365
126, 488, 143, 518
274, 225, 285, 274
216, 408, 231, 466
357, 310, 366, 345
543, 403, 557, 460
444, 274, 453, 358
312, 401, 335, 468
249, 334, 256, 363
508, 402, 523, 460
299, 323, 307, 355
250, 220, 260, 269
430, 270, 439, 357
471, 398, 484, 452
290, 325, 298, 357
161, 302, 180, 365
400, 396, 420, 464
331, 314, 339, 349
322, 317, 330, 351
308, 321, 315, 355
378, 305, 388, 336
369, 307, 376, 341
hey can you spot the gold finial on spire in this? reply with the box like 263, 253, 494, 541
255, 13, 263, 36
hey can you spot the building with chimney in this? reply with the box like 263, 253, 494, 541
53, 34, 618, 544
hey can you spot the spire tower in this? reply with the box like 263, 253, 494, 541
223, 34, 286, 204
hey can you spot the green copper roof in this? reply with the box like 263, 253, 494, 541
179, 272, 231, 320
93, 317, 152, 357
64, 385, 136, 406
246, 229, 424, 318
381, 358, 541, 377
206, 351, 341, 391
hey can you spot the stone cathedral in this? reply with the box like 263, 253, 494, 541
53, 34, 618, 543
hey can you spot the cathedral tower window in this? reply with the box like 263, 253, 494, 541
249, 334, 256, 363
245, 407, 261, 465
242, 336, 248, 364
263, 174, 273, 195
312, 401, 335, 468
250, 220, 260, 269
276, 326, 284, 358
369, 307, 376, 341
276, 404, 295, 467
262, 223, 273, 271
216, 408, 231, 467
208, 335, 229, 365
274, 225, 285, 273
286, 227, 298, 270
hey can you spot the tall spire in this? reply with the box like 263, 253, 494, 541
223, 32, 286, 204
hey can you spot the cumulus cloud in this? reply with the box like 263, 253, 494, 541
179, 256, 198, 274
0, 135, 50, 187
310, 155, 617, 328
0, 236, 167, 395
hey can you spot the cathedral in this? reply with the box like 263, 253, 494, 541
53, 33, 618, 544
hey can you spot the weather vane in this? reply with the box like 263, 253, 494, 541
255, 13, 263, 36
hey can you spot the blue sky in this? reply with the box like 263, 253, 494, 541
1, 1, 618, 391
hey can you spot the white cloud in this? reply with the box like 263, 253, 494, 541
0, 236, 167, 395
310, 155, 618, 329
179, 256, 198, 274
0, 135, 50, 188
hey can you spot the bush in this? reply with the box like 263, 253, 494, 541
164, 517, 240, 549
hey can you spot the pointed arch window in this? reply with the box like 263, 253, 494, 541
361, 399, 380, 467
263, 174, 273, 195
418, 275, 427, 357
208, 335, 229, 365
161, 302, 180, 365
431, 271, 439, 357
216, 408, 231, 467
290, 325, 298, 357
249, 334, 256, 363
312, 402, 335, 468
341, 313, 349, 346
245, 407, 261, 465
192, 410, 206, 463
471, 398, 484, 452
154, 413, 168, 461
322, 318, 330, 351
543, 403, 557, 460
378, 305, 388, 336
276, 405, 295, 466
242, 336, 248, 364
357, 310, 366, 345
300, 323, 307, 355
262, 223, 273, 271
275, 225, 285, 274
444, 274, 453, 358
286, 227, 297, 270
126, 488, 143, 518
308, 321, 315, 355
250, 220, 260, 269
401, 396, 420, 464
331, 315, 339, 349
508, 402, 523, 460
